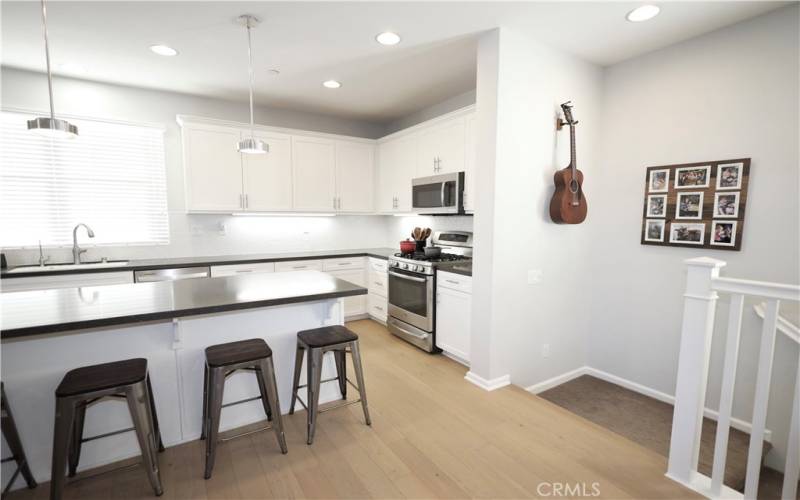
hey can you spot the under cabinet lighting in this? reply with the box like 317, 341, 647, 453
149, 44, 178, 56
393, 213, 419, 217
322, 80, 342, 89
375, 32, 401, 46
231, 213, 336, 217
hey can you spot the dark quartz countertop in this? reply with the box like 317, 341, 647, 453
1, 271, 366, 339
1, 248, 397, 279
437, 261, 472, 277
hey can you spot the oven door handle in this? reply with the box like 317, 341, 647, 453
388, 271, 428, 283
390, 320, 429, 339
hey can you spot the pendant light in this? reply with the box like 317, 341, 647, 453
236, 15, 268, 155
27, 0, 78, 138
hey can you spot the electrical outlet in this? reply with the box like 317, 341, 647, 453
217, 222, 227, 236
542, 344, 551, 358
528, 269, 543, 284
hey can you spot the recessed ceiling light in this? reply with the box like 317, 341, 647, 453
149, 44, 178, 56
322, 80, 341, 89
626, 5, 660, 22
375, 31, 401, 46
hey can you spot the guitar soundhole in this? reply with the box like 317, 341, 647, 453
569, 179, 580, 194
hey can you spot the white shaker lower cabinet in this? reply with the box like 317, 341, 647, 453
366, 257, 388, 322
435, 271, 472, 364
210, 262, 275, 277
274, 258, 367, 319
1, 271, 134, 292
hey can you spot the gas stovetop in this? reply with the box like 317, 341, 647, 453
389, 251, 471, 275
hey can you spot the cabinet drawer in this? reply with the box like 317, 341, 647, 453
210, 262, 275, 277
274, 260, 323, 272
368, 270, 387, 297
367, 292, 388, 321
322, 257, 365, 271
437, 271, 472, 293
368, 257, 388, 273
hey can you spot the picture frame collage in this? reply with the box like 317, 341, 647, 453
641, 158, 750, 251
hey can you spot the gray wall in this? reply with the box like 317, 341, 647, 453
589, 5, 799, 469
0, 67, 391, 265
383, 89, 476, 135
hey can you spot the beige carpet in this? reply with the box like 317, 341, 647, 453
539, 375, 797, 499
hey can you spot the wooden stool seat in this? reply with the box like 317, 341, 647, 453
205, 338, 272, 367
297, 325, 358, 348
55, 358, 147, 397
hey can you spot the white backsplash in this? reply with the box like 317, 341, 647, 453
2, 214, 474, 267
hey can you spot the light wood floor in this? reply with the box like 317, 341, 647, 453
8, 319, 699, 499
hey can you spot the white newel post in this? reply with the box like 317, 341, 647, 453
667, 257, 727, 485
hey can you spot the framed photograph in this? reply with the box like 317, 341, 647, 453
648, 169, 669, 193
646, 194, 667, 218
675, 192, 704, 219
710, 220, 737, 247
669, 222, 706, 245
644, 220, 665, 242
713, 191, 740, 218
716, 162, 743, 190
674, 165, 711, 189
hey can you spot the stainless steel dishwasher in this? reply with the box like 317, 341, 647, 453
133, 266, 210, 283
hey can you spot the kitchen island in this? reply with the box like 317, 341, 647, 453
0, 271, 366, 483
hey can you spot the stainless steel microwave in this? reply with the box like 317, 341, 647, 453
411, 172, 464, 215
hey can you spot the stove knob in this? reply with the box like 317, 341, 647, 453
401, 263, 408, 270
416, 265, 424, 272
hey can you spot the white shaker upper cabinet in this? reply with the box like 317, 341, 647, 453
242, 131, 293, 211
377, 134, 416, 213
292, 136, 336, 212
416, 117, 465, 177
463, 112, 476, 213
183, 123, 244, 212
335, 141, 374, 213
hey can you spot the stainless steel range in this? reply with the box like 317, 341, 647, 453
387, 231, 473, 352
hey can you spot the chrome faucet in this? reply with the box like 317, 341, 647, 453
72, 223, 95, 264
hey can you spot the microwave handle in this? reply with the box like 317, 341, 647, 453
441, 182, 446, 207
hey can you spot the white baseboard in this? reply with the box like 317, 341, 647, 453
525, 365, 772, 442
525, 366, 589, 394
465, 371, 510, 391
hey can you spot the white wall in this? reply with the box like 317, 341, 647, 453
0, 67, 393, 265
469, 28, 603, 386
589, 5, 799, 469
383, 89, 476, 135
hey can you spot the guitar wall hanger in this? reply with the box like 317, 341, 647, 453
556, 101, 578, 130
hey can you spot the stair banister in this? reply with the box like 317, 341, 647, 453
668, 257, 800, 499
667, 257, 726, 486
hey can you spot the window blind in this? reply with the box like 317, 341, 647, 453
0, 111, 169, 248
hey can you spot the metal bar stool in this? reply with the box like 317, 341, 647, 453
50, 358, 164, 500
2, 382, 37, 496
289, 325, 371, 445
201, 338, 287, 480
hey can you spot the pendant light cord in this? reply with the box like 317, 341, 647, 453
246, 18, 255, 137
40, 0, 56, 120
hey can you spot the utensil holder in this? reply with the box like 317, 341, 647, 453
415, 239, 427, 253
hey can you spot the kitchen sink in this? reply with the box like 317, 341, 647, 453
4, 260, 130, 273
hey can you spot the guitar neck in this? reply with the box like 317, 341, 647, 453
569, 124, 577, 174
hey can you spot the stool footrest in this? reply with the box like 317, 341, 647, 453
82, 427, 134, 443
218, 424, 273, 443
221, 395, 263, 408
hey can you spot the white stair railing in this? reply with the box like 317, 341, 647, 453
667, 257, 800, 499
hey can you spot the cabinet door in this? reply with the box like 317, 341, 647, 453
463, 113, 476, 212
435, 286, 471, 363
292, 137, 336, 211
416, 117, 465, 177
242, 131, 293, 211
378, 135, 416, 212
183, 124, 244, 212
335, 141, 374, 213
327, 268, 366, 317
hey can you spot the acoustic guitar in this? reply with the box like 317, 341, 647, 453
549, 101, 587, 224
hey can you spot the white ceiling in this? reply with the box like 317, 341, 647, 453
1, 1, 787, 124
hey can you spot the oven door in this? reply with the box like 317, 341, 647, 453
412, 172, 463, 215
387, 269, 434, 331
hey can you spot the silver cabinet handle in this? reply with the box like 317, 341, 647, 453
445, 279, 460, 284
244, 194, 249, 209
338, 262, 350, 266
292, 265, 308, 269
374, 281, 382, 286
238, 194, 243, 208
236, 269, 254, 273
374, 305, 384, 311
